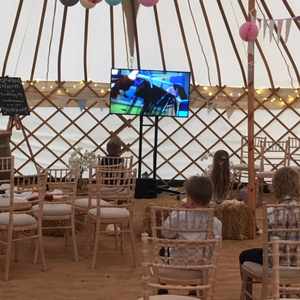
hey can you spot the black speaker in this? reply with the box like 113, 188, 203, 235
135, 178, 157, 198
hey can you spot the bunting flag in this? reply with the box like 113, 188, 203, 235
268, 20, 275, 42
277, 19, 283, 42
257, 18, 262, 31
226, 105, 235, 119
78, 99, 86, 111
263, 18, 268, 39
256, 16, 299, 43
285, 19, 292, 43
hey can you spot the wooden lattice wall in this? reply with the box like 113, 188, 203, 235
1, 81, 299, 180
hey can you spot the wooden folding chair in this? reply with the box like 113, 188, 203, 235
256, 140, 289, 192
232, 136, 266, 186
149, 206, 216, 240
240, 204, 300, 300
287, 137, 300, 168
87, 167, 137, 269
35, 168, 79, 262
0, 157, 47, 280
138, 233, 219, 300
74, 155, 133, 223
270, 239, 300, 300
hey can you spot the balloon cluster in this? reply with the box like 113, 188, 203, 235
60, 0, 159, 8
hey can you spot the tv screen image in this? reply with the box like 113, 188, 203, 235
110, 68, 190, 117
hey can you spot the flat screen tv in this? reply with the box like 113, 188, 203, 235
109, 68, 190, 117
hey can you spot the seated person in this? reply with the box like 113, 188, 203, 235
162, 175, 222, 241
159, 176, 222, 296
239, 166, 300, 297
100, 135, 124, 166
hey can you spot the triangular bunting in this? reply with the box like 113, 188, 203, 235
257, 19, 262, 31
78, 99, 86, 111
268, 20, 275, 42
285, 19, 292, 43
263, 18, 268, 39
277, 20, 283, 42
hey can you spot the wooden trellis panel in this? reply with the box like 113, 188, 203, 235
1, 81, 299, 180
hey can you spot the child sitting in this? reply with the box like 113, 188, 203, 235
159, 176, 222, 296
162, 175, 222, 241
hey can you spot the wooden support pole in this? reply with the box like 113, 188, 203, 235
247, 0, 256, 239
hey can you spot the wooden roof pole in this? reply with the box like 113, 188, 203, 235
247, 0, 256, 239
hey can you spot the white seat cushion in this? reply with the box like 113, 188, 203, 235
137, 295, 198, 300
74, 198, 111, 208
242, 261, 300, 282
34, 203, 72, 216
47, 189, 64, 195
88, 207, 129, 219
242, 261, 263, 277
158, 268, 203, 282
0, 212, 37, 226
0, 197, 29, 208
256, 171, 274, 178
232, 163, 261, 171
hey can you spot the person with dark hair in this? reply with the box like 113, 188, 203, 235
210, 150, 231, 204
239, 166, 300, 298
162, 175, 222, 240
100, 135, 124, 167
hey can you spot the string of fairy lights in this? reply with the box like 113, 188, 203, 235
22, 80, 300, 108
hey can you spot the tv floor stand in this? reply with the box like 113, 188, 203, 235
137, 115, 181, 197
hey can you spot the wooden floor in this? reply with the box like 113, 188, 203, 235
0, 195, 263, 300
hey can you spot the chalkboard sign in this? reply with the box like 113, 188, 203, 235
0, 77, 29, 116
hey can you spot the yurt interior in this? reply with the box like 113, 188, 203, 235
0, 0, 299, 299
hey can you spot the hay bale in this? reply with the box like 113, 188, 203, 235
215, 199, 253, 240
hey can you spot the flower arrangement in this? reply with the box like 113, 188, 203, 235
68, 147, 97, 174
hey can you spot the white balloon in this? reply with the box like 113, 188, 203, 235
80, 0, 96, 8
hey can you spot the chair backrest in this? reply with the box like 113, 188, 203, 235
15, 175, 39, 191
97, 155, 133, 169
261, 140, 289, 173
93, 167, 137, 207
23, 170, 47, 218
0, 156, 14, 185
141, 234, 218, 300
0, 156, 14, 207
150, 206, 215, 240
240, 136, 266, 169
287, 137, 300, 167
89, 155, 133, 181
47, 168, 78, 202
271, 239, 300, 300
0, 159, 46, 226
262, 204, 300, 286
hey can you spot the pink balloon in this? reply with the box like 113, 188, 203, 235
80, 0, 96, 8
239, 21, 259, 42
90, 0, 102, 3
138, 0, 159, 7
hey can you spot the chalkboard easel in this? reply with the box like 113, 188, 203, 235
0, 77, 38, 173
